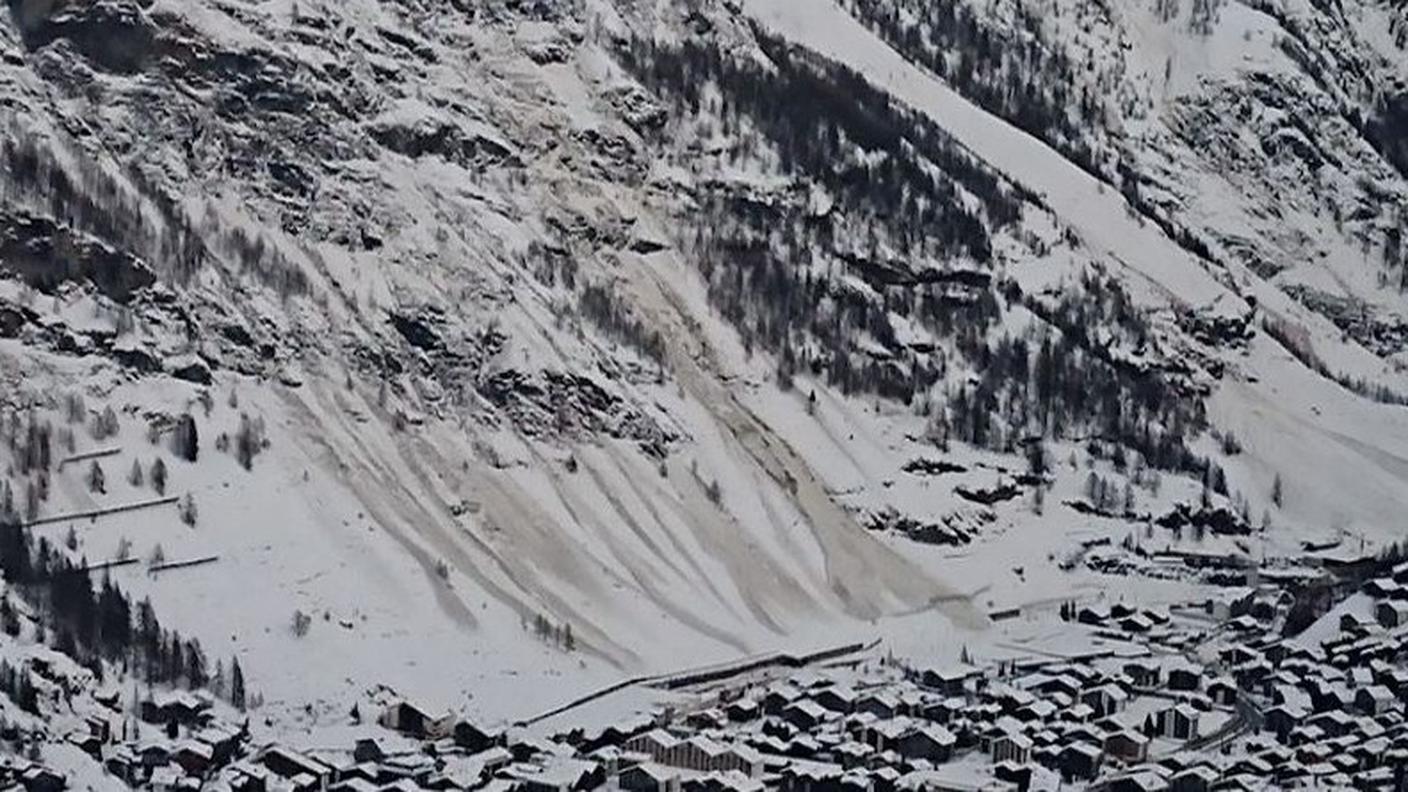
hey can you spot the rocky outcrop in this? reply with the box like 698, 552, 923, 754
0, 210, 156, 302
477, 368, 674, 453
10, 0, 157, 73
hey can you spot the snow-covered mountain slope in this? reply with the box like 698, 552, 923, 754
2, 0, 1408, 728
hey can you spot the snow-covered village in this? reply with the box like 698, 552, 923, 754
2, 0, 1408, 790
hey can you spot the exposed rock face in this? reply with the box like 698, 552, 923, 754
9, 0, 156, 74
0, 210, 156, 301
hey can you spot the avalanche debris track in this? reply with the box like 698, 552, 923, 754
5, 0, 1408, 734
620, 247, 985, 629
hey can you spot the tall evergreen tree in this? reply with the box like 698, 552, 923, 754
230, 658, 246, 711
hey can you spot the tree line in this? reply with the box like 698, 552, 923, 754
615, 30, 1214, 477
0, 513, 248, 709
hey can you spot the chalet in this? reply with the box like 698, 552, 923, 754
855, 692, 898, 720
759, 720, 793, 743
1123, 660, 1160, 688
990, 733, 1031, 765
782, 735, 819, 760
137, 741, 172, 770
377, 781, 418, 792
1165, 662, 1201, 692
196, 725, 243, 766
863, 718, 907, 753
992, 762, 1031, 792
1355, 685, 1397, 716
1365, 578, 1400, 599
778, 761, 843, 792
328, 779, 378, 792
258, 747, 334, 786
1031, 675, 1081, 700
1377, 601, 1408, 629
94, 686, 122, 711
1218, 644, 1260, 666
686, 710, 725, 730
625, 731, 681, 766
790, 671, 830, 690
918, 698, 962, 725
226, 762, 269, 792
762, 685, 802, 715
696, 739, 762, 777
619, 764, 678, 792
66, 730, 101, 760
781, 701, 828, 732
871, 766, 900, 792
1104, 770, 1169, 792
1350, 667, 1374, 688
1062, 664, 1102, 688
335, 763, 378, 785
1232, 660, 1272, 691
1077, 606, 1111, 626
1227, 615, 1260, 634
1057, 743, 1102, 781
1169, 766, 1216, 792
1081, 685, 1128, 718
503, 757, 604, 792
977, 716, 1025, 752
814, 686, 857, 714
378, 700, 453, 739
454, 720, 501, 753
992, 686, 1036, 714
1015, 700, 1057, 723
351, 738, 384, 765
725, 700, 760, 723
1104, 731, 1149, 764
1287, 723, 1326, 748
105, 748, 140, 786
172, 741, 214, 777
1309, 684, 1353, 714
479, 747, 514, 775
1205, 588, 1255, 621
1306, 710, 1355, 738
895, 725, 954, 763
1062, 703, 1095, 723
1118, 614, 1153, 634
140, 692, 212, 727
81, 714, 112, 745
1206, 678, 1237, 707
832, 741, 870, 770
1109, 603, 1135, 620
150, 766, 183, 792
895, 689, 935, 717
920, 667, 974, 697
1168, 705, 1200, 740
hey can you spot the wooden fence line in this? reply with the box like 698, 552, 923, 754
21, 496, 179, 528
56, 447, 122, 469
76, 557, 141, 573
148, 555, 219, 574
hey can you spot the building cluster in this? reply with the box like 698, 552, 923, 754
0, 755, 67, 792
52, 561, 1408, 792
